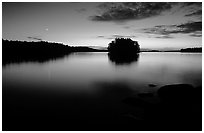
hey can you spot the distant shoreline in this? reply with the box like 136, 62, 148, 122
72, 50, 202, 53
2, 39, 202, 65
140, 51, 177, 52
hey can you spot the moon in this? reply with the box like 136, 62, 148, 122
45, 28, 49, 31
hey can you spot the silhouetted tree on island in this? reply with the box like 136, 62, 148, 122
108, 38, 140, 54
108, 38, 140, 65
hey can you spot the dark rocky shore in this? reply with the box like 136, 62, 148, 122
122, 84, 202, 131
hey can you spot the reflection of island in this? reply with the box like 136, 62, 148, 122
107, 38, 140, 65
108, 52, 139, 65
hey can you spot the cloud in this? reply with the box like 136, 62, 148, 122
141, 21, 202, 37
27, 36, 43, 41
76, 8, 87, 13
183, 3, 202, 18
189, 31, 202, 37
90, 2, 173, 21
97, 35, 105, 38
177, 21, 201, 33
182, 2, 201, 7
90, 2, 202, 22
97, 34, 137, 39
185, 10, 202, 17
112, 34, 137, 38
190, 34, 202, 37
154, 35, 174, 39
123, 26, 130, 29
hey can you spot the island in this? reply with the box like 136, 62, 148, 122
108, 38, 140, 54
107, 38, 140, 65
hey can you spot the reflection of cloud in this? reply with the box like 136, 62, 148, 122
90, 2, 173, 21
141, 21, 202, 37
27, 36, 43, 41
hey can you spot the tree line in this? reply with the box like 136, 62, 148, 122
3, 38, 141, 65
2, 39, 103, 65
180, 47, 202, 52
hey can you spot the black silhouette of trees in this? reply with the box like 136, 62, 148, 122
2, 39, 102, 65
2, 39, 72, 65
180, 47, 202, 52
107, 38, 140, 65
108, 38, 140, 54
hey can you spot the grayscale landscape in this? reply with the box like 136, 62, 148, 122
2, 2, 202, 131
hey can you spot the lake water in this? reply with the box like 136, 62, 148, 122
2, 52, 202, 130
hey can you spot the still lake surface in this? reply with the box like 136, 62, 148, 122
3, 52, 202, 130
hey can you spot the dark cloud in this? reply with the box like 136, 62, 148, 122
183, 3, 202, 18
142, 21, 202, 37
90, 2, 202, 22
182, 2, 201, 7
27, 36, 43, 41
178, 21, 202, 33
185, 10, 202, 17
90, 2, 173, 21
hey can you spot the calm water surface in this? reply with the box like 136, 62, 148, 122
3, 52, 201, 90
3, 52, 202, 130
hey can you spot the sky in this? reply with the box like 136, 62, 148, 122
2, 2, 202, 50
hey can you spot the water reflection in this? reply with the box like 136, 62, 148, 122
3, 52, 72, 66
108, 52, 140, 65
2, 52, 202, 131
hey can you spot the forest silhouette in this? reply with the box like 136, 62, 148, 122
2, 39, 106, 65
180, 47, 202, 52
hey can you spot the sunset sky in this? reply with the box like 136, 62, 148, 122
2, 2, 202, 50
